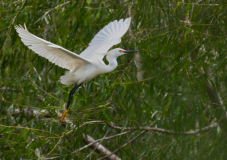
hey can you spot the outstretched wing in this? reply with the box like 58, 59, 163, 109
15, 25, 92, 71
80, 17, 131, 61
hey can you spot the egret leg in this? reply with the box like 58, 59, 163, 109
60, 84, 82, 122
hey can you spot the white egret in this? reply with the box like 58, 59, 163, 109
15, 17, 138, 122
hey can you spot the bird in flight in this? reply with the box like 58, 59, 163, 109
15, 17, 138, 122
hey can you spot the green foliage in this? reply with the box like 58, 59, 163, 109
1, 0, 227, 159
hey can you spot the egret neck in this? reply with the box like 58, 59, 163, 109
104, 54, 118, 73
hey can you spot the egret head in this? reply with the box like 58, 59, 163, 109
109, 48, 139, 57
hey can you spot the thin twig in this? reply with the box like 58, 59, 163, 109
106, 122, 218, 135
34, 1, 70, 24
44, 133, 65, 158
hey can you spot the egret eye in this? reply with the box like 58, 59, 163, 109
119, 50, 122, 53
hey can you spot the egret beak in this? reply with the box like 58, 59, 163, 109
123, 50, 139, 53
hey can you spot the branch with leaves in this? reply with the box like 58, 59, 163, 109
8, 108, 121, 160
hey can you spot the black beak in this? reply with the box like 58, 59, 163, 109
123, 50, 139, 53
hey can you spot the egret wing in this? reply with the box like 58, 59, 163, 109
80, 17, 131, 60
15, 25, 92, 71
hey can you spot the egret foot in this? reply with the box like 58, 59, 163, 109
60, 109, 68, 122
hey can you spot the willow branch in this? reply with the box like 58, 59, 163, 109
188, 9, 226, 112
98, 130, 147, 160
106, 122, 218, 135
73, 131, 131, 154
82, 134, 121, 160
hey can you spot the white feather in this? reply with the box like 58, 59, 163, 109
14, 25, 92, 71
80, 17, 131, 60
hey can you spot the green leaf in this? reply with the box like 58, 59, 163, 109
184, 29, 191, 40
101, 107, 110, 121
174, 2, 182, 13
6, 129, 14, 142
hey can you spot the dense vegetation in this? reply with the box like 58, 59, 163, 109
1, 0, 227, 159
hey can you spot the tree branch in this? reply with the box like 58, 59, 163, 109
98, 130, 147, 160
73, 131, 131, 154
10, 108, 218, 136
82, 134, 121, 160
106, 122, 218, 135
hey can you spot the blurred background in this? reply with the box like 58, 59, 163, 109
1, 0, 227, 159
